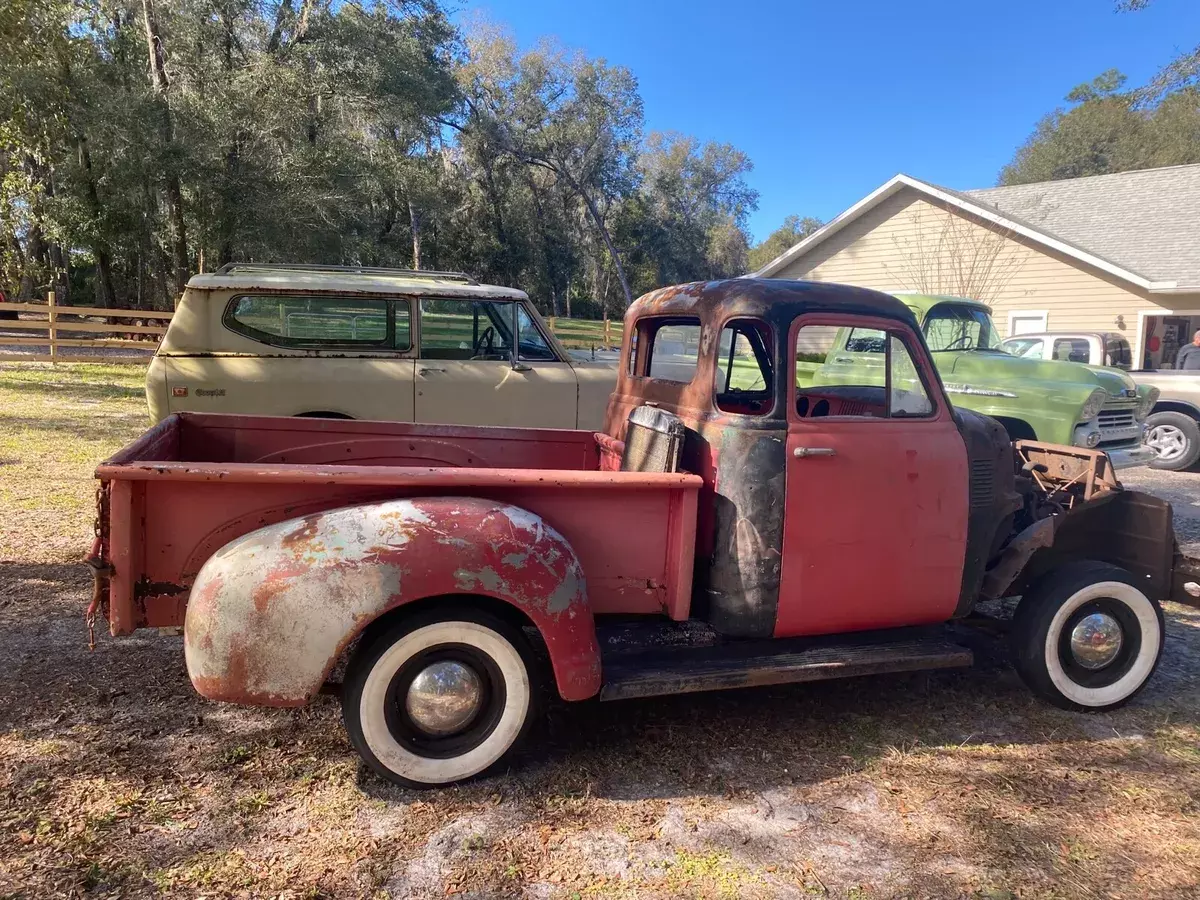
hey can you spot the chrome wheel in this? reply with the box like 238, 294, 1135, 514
405, 660, 484, 736
1068, 612, 1124, 670
1146, 423, 1187, 462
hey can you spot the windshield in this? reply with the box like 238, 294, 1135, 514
922, 304, 1003, 352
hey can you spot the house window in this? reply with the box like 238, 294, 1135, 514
1007, 309, 1049, 337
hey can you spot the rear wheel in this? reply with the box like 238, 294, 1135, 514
1145, 411, 1200, 471
342, 608, 538, 787
1011, 561, 1164, 711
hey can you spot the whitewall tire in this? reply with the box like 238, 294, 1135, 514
342, 609, 537, 787
1012, 561, 1164, 712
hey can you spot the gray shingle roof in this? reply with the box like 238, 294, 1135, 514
965, 164, 1200, 290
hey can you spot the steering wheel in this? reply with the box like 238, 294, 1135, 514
472, 326, 497, 358
943, 333, 974, 351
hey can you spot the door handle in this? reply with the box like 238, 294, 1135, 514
418, 367, 446, 376
793, 447, 836, 458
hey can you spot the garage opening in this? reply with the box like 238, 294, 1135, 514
1142, 314, 1200, 369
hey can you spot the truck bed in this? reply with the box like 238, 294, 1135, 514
95, 413, 701, 634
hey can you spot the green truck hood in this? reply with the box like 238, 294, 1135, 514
940, 350, 1138, 397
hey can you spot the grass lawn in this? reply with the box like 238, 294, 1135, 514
1, 361, 1199, 899
0, 362, 149, 563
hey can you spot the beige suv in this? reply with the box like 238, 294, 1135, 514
147, 264, 618, 429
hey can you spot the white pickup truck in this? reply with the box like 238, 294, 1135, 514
1001, 331, 1200, 471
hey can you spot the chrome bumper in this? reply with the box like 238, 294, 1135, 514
1106, 444, 1159, 469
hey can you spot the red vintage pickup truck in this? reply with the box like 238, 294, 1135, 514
91, 279, 1200, 787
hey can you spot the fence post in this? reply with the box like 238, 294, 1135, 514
47, 291, 57, 364
604, 317, 611, 348
548, 316, 557, 335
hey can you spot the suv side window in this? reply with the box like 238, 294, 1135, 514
419, 298, 557, 362
794, 321, 934, 420
516, 306, 557, 361
225, 295, 410, 350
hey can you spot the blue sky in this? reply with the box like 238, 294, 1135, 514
463, 0, 1200, 242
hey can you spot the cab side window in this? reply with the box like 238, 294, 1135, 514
794, 321, 934, 420
1105, 336, 1132, 369
714, 319, 774, 414
225, 295, 410, 349
1053, 337, 1091, 364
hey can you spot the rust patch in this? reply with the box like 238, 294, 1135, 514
280, 514, 322, 548
133, 577, 188, 601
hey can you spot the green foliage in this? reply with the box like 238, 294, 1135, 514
747, 214, 823, 273
999, 68, 1200, 185
0, 4, 758, 314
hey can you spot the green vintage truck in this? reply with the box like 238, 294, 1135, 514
798, 293, 1159, 468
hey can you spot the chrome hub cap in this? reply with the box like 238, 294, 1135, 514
405, 660, 484, 735
1146, 424, 1187, 462
1069, 612, 1124, 670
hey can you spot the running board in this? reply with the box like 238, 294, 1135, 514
599, 636, 973, 701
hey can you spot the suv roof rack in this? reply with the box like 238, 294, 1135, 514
214, 263, 480, 285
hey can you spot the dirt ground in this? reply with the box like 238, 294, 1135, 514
1, 363, 1198, 900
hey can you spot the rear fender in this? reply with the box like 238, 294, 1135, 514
184, 497, 600, 706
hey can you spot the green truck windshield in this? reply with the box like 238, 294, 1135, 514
923, 304, 1004, 352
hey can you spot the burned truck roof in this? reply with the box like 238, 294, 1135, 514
626, 278, 920, 328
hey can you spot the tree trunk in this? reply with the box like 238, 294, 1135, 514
141, 0, 189, 297
521, 170, 563, 315
571, 179, 632, 307
77, 137, 117, 307
219, 7, 238, 269
409, 200, 422, 269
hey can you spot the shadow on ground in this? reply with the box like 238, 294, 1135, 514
2, 562, 1198, 898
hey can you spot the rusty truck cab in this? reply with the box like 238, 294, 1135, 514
603, 279, 982, 641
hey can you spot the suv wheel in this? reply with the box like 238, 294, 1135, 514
1145, 411, 1200, 471
1011, 561, 1164, 712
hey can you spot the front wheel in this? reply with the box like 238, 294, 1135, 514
342, 608, 538, 788
1145, 411, 1200, 471
1011, 561, 1165, 712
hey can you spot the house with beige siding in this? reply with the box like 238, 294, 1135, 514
753, 164, 1200, 369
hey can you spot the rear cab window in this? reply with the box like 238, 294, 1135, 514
225, 294, 411, 350
628, 317, 703, 384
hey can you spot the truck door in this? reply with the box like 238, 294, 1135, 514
414, 298, 578, 428
776, 313, 968, 637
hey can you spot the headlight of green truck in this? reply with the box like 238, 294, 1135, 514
1078, 388, 1107, 424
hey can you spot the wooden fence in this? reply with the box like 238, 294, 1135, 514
0, 294, 618, 364
0, 293, 171, 363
